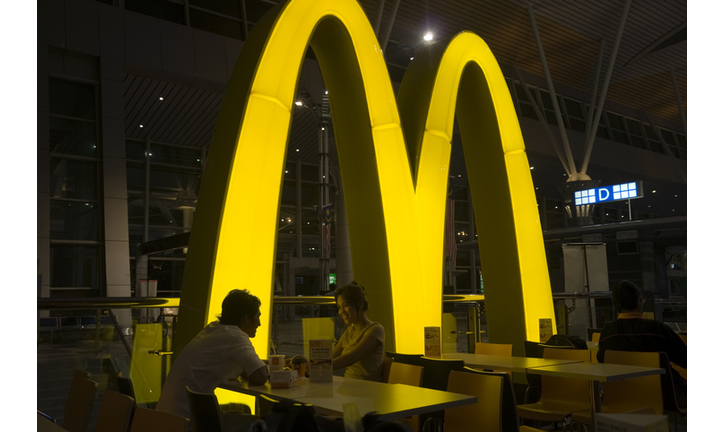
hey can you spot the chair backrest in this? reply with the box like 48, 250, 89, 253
464, 368, 518, 432
62, 375, 98, 432
445, 370, 503, 432
592, 332, 601, 343
94, 390, 135, 432
418, 357, 464, 391
475, 342, 513, 356
385, 352, 423, 366
602, 350, 663, 415
116, 375, 137, 401
656, 352, 683, 413
129, 408, 189, 432
381, 356, 394, 383
186, 386, 224, 432
387, 362, 424, 387
539, 347, 591, 403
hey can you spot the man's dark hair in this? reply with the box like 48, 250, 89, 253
611, 280, 641, 312
219, 289, 261, 325
334, 283, 368, 312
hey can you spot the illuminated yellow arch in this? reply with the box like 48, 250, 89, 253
175, 0, 555, 357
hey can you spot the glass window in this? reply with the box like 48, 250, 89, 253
50, 158, 99, 200
281, 179, 296, 206
454, 201, 469, 222
539, 90, 559, 125
626, 118, 646, 149
50, 201, 101, 240
49, 78, 96, 120
302, 209, 319, 235
606, 112, 628, 144
190, 0, 242, 18
675, 134, 686, 159
126, 140, 145, 161
514, 83, 538, 120
51, 244, 102, 289
150, 144, 201, 168
124, 0, 185, 24
300, 163, 318, 182
190, 8, 244, 40
595, 113, 611, 139
564, 98, 586, 132
49, 117, 98, 157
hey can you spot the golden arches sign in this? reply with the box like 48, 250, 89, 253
175, 0, 556, 356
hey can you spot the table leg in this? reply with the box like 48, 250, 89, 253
589, 380, 602, 432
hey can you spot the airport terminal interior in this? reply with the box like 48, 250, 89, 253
36, 0, 692, 430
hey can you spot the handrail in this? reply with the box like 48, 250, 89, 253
37, 297, 181, 310
37, 294, 485, 309
552, 291, 612, 300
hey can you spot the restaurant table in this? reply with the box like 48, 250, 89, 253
219, 376, 477, 421
440, 353, 585, 373
526, 362, 665, 431
38, 413, 67, 432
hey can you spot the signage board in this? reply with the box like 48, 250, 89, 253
574, 182, 643, 206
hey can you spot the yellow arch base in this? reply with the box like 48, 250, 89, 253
174, 0, 555, 358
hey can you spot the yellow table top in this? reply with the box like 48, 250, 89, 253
525, 362, 664, 382
219, 376, 477, 420
440, 353, 584, 373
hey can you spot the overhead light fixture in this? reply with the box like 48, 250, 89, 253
424, 32, 434, 41
159, 97, 164, 101
139, 124, 144, 128
410, 57, 414, 60
295, 101, 303, 106
296, 149, 300, 152
530, 166, 534, 170
652, 190, 656, 194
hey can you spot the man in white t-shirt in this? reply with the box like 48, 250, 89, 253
156, 289, 269, 430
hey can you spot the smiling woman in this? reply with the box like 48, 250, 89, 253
332, 284, 385, 381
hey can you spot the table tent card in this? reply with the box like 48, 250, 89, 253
539, 318, 553, 343
309, 339, 333, 382
424, 326, 441, 357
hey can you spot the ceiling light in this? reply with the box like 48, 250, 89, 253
159, 97, 164, 101
530, 166, 534, 170
296, 149, 300, 152
321, 127, 325, 130
424, 32, 434, 41
652, 190, 656, 194
410, 57, 414, 60
325, 90, 328, 95
139, 124, 144, 128
295, 101, 303, 106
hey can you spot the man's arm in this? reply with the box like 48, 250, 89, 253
246, 364, 269, 385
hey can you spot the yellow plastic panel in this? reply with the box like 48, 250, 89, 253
214, 388, 257, 415
129, 324, 168, 404
176, 0, 555, 359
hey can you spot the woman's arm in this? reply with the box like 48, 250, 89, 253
332, 332, 345, 358
332, 334, 381, 370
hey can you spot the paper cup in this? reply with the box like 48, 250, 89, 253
268, 355, 285, 371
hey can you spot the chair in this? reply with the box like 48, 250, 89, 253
94, 390, 135, 432
116, 375, 137, 401
381, 356, 394, 384
385, 352, 423, 366
387, 362, 425, 432
129, 408, 189, 432
570, 350, 663, 426
517, 347, 591, 431
62, 374, 98, 432
417, 357, 464, 391
417, 357, 464, 431
186, 386, 225, 432
591, 332, 601, 343
256, 394, 320, 431
464, 368, 518, 432
445, 370, 504, 432
474, 342, 513, 378
657, 352, 686, 431
475, 342, 513, 356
